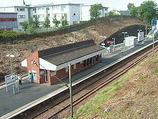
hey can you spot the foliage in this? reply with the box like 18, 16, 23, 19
128, 1, 158, 23
34, 15, 40, 28
0, 30, 25, 40
43, 14, 50, 28
28, 16, 34, 25
21, 20, 28, 31
89, 3, 103, 19
21, 16, 39, 33
27, 24, 36, 34
61, 14, 68, 27
129, 6, 139, 17
53, 14, 60, 27
139, 1, 157, 23
127, 3, 135, 10
107, 10, 120, 16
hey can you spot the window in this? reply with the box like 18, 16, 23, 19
65, 67, 68, 72
61, 5, 66, 11
18, 15, 25, 19
0, 18, 17, 22
90, 58, 92, 64
17, 8, 25, 11
51, 71, 56, 76
96, 55, 99, 61
40, 71, 45, 75
33, 8, 37, 13
53, 6, 60, 10
83, 60, 86, 67
87, 59, 89, 65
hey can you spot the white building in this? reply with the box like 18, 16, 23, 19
124, 36, 137, 47
80, 5, 108, 21
0, 1, 108, 31
30, 3, 81, 27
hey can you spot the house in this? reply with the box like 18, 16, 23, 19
21, 40, 106, 85
0, 12, 18, 31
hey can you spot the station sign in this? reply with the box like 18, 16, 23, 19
146, 35, 154, 38
5, 73, 17, 85
5, 73, 19, 94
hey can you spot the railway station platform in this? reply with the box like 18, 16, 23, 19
0, 39, 155, 117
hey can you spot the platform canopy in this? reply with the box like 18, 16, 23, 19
21, 40, 107, 71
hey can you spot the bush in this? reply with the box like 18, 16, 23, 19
0, 30, 26, 41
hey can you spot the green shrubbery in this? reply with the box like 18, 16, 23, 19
0, 30, 26, 41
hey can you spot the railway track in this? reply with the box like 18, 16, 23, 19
33, 43, 158, 119
1, 40, 157, 119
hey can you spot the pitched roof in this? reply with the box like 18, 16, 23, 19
39, 40, 105, 65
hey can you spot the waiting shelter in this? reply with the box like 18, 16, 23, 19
21, 40, 106, 85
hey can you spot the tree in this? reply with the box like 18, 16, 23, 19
127, 3, 135, 10
89, 3, 103, 19
43, 14, 50, 28
129, 6, 139, 17
27, 24, 36, 34
34, 15, 39, 28
128, 1, 158, 23
107, 10, 120, 16
139, 1, 157, 23
53, 14, 60, 27
61, 14, 68, 27
28, 16, 34, 25
21, 20, 28, 32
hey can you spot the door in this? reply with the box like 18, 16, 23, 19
44, 70, 49, 82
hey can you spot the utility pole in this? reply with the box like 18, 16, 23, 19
69, 63, 73, 118
6, 54, 15, 74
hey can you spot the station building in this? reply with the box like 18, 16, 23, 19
0, 12, 18, 31
21, 40, 106, 85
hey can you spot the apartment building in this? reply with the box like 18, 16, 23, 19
30, 3, 81, 27
0, 12, 18, 31
0, 5, 30, 31
0, 2, 108, 31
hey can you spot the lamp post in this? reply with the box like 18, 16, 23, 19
137, 29, 142, 42
145, 25, 152, 35
137, 29, 142, 33
112, 38, 115, 45
122, 32, 127, 39
6, 54, 15, 74
147, 27, 152, 35
112, 38, 115, 51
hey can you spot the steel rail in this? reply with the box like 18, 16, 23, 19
37, 44, 158, 119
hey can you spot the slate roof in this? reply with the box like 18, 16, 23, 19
39, 40, 105, 66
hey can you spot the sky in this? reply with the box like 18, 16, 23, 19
0, 0, 158, 10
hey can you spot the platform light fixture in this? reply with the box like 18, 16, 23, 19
122, 32, 127, 39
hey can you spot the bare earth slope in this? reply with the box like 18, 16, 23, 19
0, 18, 148, 78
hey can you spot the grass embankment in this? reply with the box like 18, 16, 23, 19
69, 53, 158, 119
